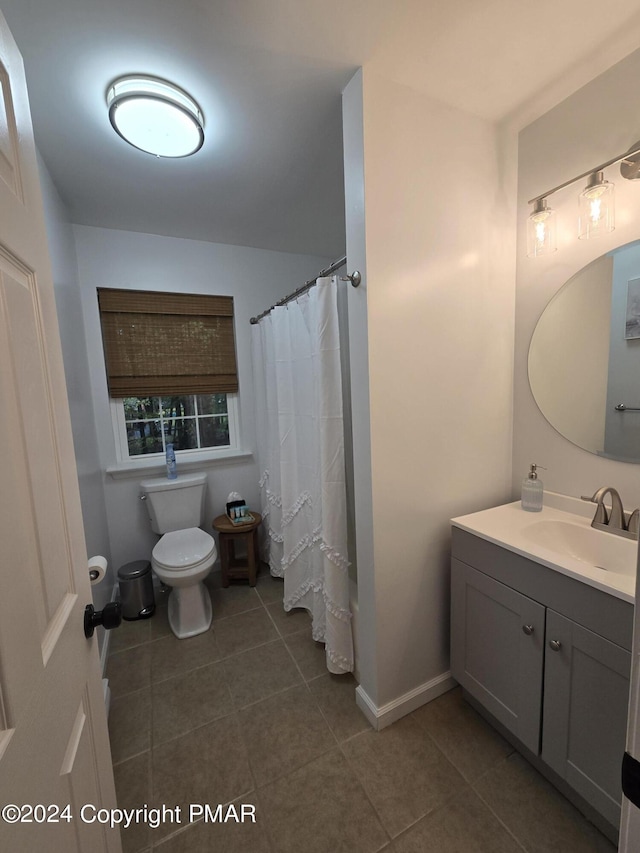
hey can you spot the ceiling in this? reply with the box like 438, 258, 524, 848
3, 0, 640, 259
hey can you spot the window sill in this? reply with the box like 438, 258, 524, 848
106, 449, 254, 480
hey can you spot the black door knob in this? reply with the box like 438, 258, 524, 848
84, 602, 122, 638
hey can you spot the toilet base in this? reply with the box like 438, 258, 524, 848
167, 581, 212, 639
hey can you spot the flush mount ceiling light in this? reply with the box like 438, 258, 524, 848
106, 75, 204, 158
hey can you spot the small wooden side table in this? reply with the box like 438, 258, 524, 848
212, 512, 262, 587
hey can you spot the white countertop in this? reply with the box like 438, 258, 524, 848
451, 492, 637, 604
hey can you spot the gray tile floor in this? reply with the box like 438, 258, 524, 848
107, 572, 617, 852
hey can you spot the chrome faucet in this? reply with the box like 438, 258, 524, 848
581, 486, 638, 540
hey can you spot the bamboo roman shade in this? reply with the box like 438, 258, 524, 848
97, 288, 238, 397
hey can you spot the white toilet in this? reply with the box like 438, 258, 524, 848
140, 472, 216, 639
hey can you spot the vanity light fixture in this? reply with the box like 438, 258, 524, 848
106, 75, 204, 158
527, 140, 640, 257
620, 141, 640, 180
527, 198, 557, 257
578, 171, 614, 239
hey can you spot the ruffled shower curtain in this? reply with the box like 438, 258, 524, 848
251, 275, 354, 673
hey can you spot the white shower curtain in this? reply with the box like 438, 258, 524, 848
251, 275, 354, 673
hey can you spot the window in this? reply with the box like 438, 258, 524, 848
115, 393, 238, 458
98, 288, 241, 464
112, 392, 239, 461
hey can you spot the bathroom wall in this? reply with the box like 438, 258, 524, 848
37, 154, 113, 620
72, 225, 332, 573
342, 68, 516, 718
514, 47, 640, 511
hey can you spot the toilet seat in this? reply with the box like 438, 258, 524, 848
152, 527, 216, 571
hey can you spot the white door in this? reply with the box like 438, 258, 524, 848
620, 542, 640, 851
0, 12, 121, 852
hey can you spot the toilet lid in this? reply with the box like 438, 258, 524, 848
153, 527, 215, 569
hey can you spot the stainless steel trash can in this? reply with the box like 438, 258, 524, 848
118, 560, 155, 620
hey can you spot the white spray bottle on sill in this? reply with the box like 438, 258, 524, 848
165, 442, 177, 480
521, 463, 545, 512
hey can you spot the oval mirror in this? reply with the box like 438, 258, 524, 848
529, 239, 640, 463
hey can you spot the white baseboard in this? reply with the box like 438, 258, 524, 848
100, 582, 120, 717
356, 671, 457, 730
103, 678, 111, 718
99, 582, 120, 679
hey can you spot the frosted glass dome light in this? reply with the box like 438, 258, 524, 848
106, 75, 204, 158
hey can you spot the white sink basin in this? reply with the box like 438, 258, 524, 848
521, 519, 636, 577
451, 494, 638, 603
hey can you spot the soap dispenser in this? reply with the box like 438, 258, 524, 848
521, 463, 544, 512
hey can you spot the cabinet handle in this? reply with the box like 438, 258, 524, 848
522, 624, 534, 636
549, 639, 562, 651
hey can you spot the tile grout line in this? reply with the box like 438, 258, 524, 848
250, 737, 343, 795
260, 585, 314, 687
235, 678, 340, 792
466, 747, 515, 788
468, 752, 539, 853
334, 735, 394, 846
109, 683, 150, 704
148, 646, 156, 841
150, 816, 201, 850
335, 714, 496, 846
232, 677, 304, 714
148, 687, 238, 752
470, 779, 530, 852
401, 716, 530, 848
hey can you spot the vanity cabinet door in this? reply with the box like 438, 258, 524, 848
451, 559, 545, 754
542, 609, 631, 828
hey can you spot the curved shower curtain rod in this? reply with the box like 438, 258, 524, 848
249, 255, 360, 324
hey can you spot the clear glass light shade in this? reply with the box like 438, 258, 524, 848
107, 76, 204, 158
578, 171, 614, 239
527, 199, 557, 257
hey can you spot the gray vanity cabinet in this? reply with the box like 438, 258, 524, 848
542, 609, 631, 828
450, 559, 544, 754
451, 528, 633, 832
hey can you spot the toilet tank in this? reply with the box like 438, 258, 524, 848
140, 472, 207, 534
